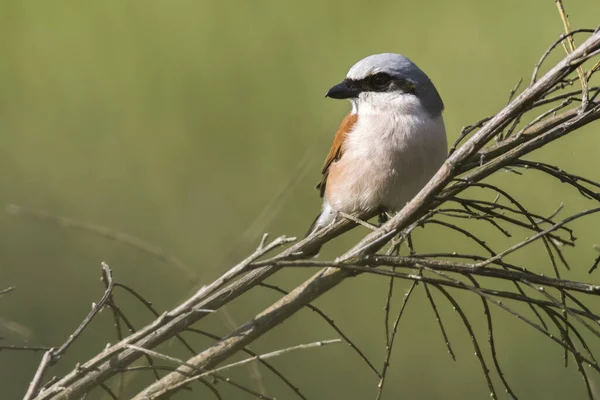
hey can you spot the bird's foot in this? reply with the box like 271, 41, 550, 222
377, 210, 392, 227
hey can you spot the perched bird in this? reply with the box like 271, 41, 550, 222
307, 53, 447, 236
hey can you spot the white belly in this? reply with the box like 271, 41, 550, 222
325, 113, 447, 214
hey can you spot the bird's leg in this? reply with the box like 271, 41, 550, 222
377, 209, 392, 227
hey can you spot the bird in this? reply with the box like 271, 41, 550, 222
307, 53, 447, 239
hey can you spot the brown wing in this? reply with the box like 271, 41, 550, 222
316, 113, 358, 198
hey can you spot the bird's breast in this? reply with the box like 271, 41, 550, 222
324, 112, 447, 213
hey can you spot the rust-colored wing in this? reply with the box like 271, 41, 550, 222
316, 113, 358, 198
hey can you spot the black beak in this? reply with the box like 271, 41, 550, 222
325, 81, 359, 99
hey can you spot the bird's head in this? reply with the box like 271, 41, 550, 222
325, 53, 444, 116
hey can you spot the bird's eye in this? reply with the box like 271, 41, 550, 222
370, 73, 391, 88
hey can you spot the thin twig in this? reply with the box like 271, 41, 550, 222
472, 208, 600, 268
23, 350, 53, 400
463, 275, 517, 399
267, 261, 600, 319
186, 326, 307, 400
259, 282, 380, 378
589, 255, 600, 274
422, 283, 456, 361
531, 28, 595, 84
432, 284, 497, 399
376, 282, 418, 400
167, 234, 296, 318
0, 286, 16, 297
555, 0, 589, 110
53, 263, 115, 359
125, 345, 270, 400
0, 345, 51, 352
141, 340, 342, 400
338, 211, 378, 231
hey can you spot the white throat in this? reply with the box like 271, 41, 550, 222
351, 92, 430, 117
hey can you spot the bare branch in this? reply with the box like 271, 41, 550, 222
23, 350, 53, 400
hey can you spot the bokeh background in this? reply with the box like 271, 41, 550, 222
1, 0, 600, 398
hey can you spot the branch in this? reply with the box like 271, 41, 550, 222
136, 339, 342, 400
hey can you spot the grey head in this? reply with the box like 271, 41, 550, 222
326, 53, 444, 116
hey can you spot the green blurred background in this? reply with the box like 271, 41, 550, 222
1, 0, 600, 398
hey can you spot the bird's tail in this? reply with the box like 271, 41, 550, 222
303, 204, 335, 256
303, 214, 324, 257
305, 213, 322, 238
